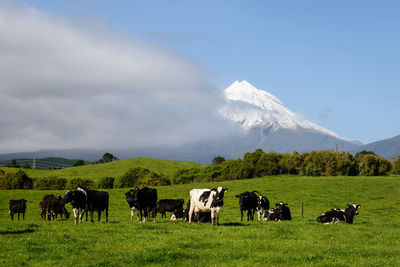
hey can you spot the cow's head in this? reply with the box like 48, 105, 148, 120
125, 188, 140, 204
346, 203, 361, 216
211, 187, 228, 207
63, 190, 73, 204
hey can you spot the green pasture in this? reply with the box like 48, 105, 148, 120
2, 158, 203, 182
1, 176, 399, 266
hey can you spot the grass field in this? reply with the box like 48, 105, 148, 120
1, 158, 204, 182
1, 175, 400, 266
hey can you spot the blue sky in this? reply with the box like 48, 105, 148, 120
2, 1, 399, 152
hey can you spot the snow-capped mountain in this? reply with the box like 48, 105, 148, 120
220, 80, 342, 139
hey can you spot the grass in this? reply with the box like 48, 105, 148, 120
1, 158, 204, 182
1, 175, 400, 266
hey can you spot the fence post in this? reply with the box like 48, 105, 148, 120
301, 201, 304, 217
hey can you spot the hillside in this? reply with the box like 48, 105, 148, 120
0, 157, 89, 170
1, 158, 204, 182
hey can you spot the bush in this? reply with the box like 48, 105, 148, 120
97, 177, 115, 189
117, 167, 170, 188
33, 176, 67, 190
0, 170, 33, 189
67, 178, 95, 189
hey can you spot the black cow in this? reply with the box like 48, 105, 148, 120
9, 199, 27, 220
155, 199, 184, 218
125, 187, 157, 223
87, 190, 109, 223
64, 187, 109, 224
236, 191, 258, 221
317, 203, 361, 224
264, 202, 292, 221
40, 194, 69, 221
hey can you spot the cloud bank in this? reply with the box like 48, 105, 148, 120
0, 3, 231, 153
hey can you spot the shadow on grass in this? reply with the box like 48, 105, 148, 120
0, 229, 35, 235
219, 222, 248, 227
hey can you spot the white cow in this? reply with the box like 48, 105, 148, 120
188, 186, 228, 226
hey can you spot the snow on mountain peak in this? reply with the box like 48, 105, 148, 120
220, 80, 342, 139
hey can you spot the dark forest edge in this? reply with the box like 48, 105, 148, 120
1, 149, 400, 190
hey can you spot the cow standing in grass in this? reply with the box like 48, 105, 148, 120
125, 187, 157, 223
189, 186, 228, 226
40, 194, 69, 221
236, 191, 258, 221
9, 199, 27, 220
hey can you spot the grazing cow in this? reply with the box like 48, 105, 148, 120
125, 187, 157, 223
256, 194, 270, 221
155, 199, 184, 218
9, 199, 27, 220
40, 194, 69, 221
236, 191, 258, 221
264, 202, 292, 221
317, 203, 361, 224
188, 186, 228, 226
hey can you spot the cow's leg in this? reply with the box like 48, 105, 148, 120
98, 210, 101, 222
106, 208, 108, 223
17, 212, 20, 220
240, 208, 244, 221
73, 208, 78, 224
130, 208, 134, 221
10, 211, 14, 220
80, 209, 86, 223
211, 209, 215, 226
188, 206, 194, 224
23, 212, 25, 220
153, 208, 156, 222
216, 211, 220, 226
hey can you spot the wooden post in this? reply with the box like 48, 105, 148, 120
301, 201, 304, 217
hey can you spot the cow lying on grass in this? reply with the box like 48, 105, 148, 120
317, 203, 361, 224
264, 202, 292, 221
170, 200, 211, 223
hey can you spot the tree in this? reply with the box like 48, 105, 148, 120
212, 156, 226, 165
74, 159, 86, 167
392, 157, 400, 175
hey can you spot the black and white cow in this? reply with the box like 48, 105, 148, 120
256, 194, 269, 221
125, 190, 140, 222
264, 202, 292, 221
125, 187, 157, 223
236, 191, 258, 221
317, 203, 361, 224
9, 199, 27, 220
155, 199, 184, 218
188, 186, 228, 226
63, 187, 88, 224
40, 194, 69, 221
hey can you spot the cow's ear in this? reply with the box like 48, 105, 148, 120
224, 188, 228, 192
235, 195, 239, 198
357, 205, 361, 208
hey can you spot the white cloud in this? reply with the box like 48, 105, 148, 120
0, 3, 231, 153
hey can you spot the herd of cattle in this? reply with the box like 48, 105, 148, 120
8, 186, 361, 225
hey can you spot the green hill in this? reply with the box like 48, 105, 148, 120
2, 158, 203, 182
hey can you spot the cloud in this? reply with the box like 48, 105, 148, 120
0, 3, 231, 153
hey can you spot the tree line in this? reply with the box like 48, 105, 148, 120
173, 149, 399, 184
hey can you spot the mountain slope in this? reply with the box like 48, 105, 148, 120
355, 135, 400, 159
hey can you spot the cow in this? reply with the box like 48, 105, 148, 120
188, 186, 228, 226
64, 187, 109, 224
9, 199, 27, 220
317, 203, 361, 224
256, 194, 269, 221
155, 199, 184, 218
63, 187, 90, 224
40, 194, 69, 221
125, 187, 157, 223
87, 190, 109, 223
264, 202, 292, 221
236, 191, 258, 221
125, 190, 140, 222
